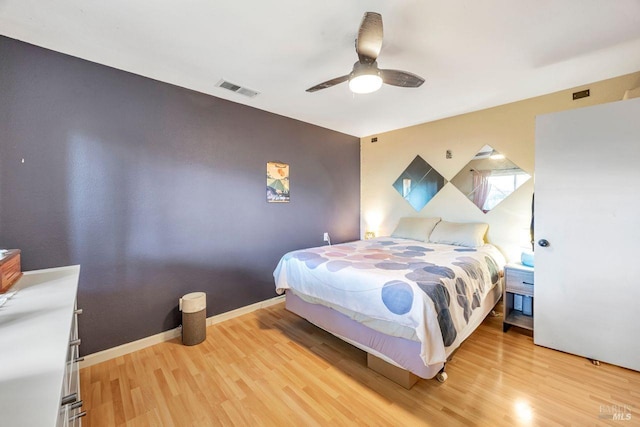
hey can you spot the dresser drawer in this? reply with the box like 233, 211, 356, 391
505, 267, 534, 296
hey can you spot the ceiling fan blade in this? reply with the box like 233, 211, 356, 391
356, 12, 383, 64
306, 75, 350, 92
380, 69, 425, 88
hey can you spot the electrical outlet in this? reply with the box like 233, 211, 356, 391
323, 232, 329, 242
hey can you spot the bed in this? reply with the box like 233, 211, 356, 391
273, 220, 506, 387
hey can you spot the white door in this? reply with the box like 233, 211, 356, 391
534, 97, 640, 371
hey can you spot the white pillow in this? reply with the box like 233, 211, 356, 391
390, 217, 441, 242
429, 221, 488, 247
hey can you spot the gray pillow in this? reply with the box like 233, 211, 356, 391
391, 217, 441, 242
429, 221, 488, 247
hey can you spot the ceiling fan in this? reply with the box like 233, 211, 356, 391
306, 12, 425, 94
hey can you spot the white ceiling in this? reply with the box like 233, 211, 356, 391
2, 1, 640, 137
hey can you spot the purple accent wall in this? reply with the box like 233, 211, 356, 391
0, 36, 360, 355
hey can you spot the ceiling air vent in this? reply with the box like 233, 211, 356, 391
216, 79, 259, 98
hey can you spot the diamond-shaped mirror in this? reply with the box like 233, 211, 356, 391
393, 155, 447, 211
450, 145, 530, 213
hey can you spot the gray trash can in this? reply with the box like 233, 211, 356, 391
179, 292, 206, 346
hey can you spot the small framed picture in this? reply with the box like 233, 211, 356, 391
267, 162, 290, 203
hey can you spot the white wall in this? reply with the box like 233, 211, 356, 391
360, 71, 640, 262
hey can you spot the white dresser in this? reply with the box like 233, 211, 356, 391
0, 265, 83, 426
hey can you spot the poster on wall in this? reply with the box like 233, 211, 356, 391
267, 162, 290, 203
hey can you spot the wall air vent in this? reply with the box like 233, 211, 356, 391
572, 89, 590, 100
215, 79, 259, 98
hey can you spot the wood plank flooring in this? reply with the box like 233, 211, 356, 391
80, 302, 640, 426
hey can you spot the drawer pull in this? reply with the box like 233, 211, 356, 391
69, 339, 81, 347
69, 411, 87, 421
61, 393, 77, 406
75, 308, 83, 315
523, 282, 534, 286
70, 400, 83, 410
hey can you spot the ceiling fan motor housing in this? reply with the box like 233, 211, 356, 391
350, 61, 381, 78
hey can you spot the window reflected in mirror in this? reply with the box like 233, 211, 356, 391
393, 155, 447, 211
450, 145, 531, 213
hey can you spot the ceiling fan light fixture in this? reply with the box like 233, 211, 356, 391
490, 150, 505, 160
349, 73, 383, 94
348, 61, 383, 94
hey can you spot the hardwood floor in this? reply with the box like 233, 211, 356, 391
80, 302, 640, 426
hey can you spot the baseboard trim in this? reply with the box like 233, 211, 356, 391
80, 295, 285, 368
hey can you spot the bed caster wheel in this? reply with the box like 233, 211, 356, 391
436, 371, 448, 383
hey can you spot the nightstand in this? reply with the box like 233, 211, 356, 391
503, 263, 534, 332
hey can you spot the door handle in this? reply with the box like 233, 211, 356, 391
538, 239, 550, 247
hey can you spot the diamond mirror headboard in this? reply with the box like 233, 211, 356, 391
392, 155, 447, 211
450, 145, 530, 213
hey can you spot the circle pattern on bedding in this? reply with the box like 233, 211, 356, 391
381, 280, 414, 315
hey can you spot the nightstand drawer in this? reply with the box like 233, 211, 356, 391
505, 268, 534, 296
